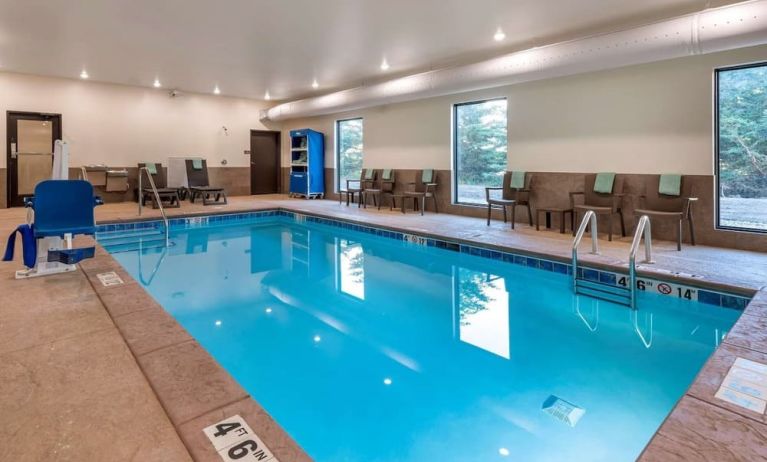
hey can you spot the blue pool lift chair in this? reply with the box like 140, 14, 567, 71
9, 180, 103, 278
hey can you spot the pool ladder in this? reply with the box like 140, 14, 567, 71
572, 211, 653, 310
138, 166, 170, 247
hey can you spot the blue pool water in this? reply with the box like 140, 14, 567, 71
108, 216, 741, 462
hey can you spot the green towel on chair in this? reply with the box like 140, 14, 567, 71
593, 172, 616, 194
192, 159, 203, 170
659, 174, 682, 196
422, 169, 434, 183
144, 162, 157, 175
510, 171, 526, 189
364, 169, 374, 180
382, 169, 393, 180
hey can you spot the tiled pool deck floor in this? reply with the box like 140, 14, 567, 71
1, 194, 766, 461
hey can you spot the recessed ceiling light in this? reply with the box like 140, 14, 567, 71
264, 91, 271, 100
380, 58, 390, 71
312, 79, 319, 89
153, 78, 161, 88
79, 70, 89, 79
494, 28, 506, 42
213, 85, 221, 95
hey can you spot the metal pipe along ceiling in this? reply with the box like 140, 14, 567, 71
264, 0, 767, 121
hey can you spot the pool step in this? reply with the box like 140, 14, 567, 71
575, 279, 631, 306
97, 227, 169, 253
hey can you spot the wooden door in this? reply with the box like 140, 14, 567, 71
250, 130, 281, 195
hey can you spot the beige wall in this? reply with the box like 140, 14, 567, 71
0, 71, 276, 170
282, 44, 767, 176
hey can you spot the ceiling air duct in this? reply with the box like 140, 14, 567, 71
265, 0, 767, 122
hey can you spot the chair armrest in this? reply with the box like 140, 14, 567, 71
485, 187, 502, 201
569, 191, 584, 209
683, 197, 698, 216
425, 183, 438, 194
346, 179, 360, 188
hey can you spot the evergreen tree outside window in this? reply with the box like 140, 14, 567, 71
716, 63, 767, 232
336, 118, 364, 192
453, 99, 508, 205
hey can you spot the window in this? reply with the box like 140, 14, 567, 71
453, 99, 508, 205
716, 63, 767, 232
336, 118, 364, 192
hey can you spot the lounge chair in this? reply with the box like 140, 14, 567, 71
138, 162, 180, 208
634, 174, 697, 251
401, 169, 438, 216
570, 173, 626, 241
185, 159, 227, 205
485, 171, 533, 229
361, 169, 396, 209
340, 169, 376, 207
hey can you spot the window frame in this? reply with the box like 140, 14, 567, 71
451, 97, 508, 206
714, 61, 767, 234
335, 117, 364, 193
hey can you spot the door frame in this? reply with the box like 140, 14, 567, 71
249, 129, 281, 195
6, 111, 63, 207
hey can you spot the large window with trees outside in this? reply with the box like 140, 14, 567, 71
716, 63, 767, 232
453, 98, 508, 205
336, 118, 364, 192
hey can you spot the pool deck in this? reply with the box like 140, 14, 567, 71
1, 194, 766, 461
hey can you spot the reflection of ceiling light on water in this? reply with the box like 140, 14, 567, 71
215, 320, 222, 326
498, 448, 510, 457
383, 377, 392, 386
265, 307, 273, 314
313, 335, 321, 343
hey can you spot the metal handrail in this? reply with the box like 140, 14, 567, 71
79, 166, 88, 181
138, 240, 168, 286
571, 210, 599, 291
628, 215, 654, 310
138, 166, 170, 247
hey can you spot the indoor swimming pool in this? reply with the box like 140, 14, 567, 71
103, 212, 745, 462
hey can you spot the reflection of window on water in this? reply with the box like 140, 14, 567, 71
338, 240, 365, 300
457, 268, 510, 359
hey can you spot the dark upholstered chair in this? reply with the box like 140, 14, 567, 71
402, 169, 438, 215
340, 169, 376, 207
362, 169, 395, 209
485, 171, 533, 229
634, 175, 697, 251
570, 173, 626, 241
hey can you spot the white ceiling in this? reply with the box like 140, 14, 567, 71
0, 0, 741, 101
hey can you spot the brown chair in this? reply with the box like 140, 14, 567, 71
185, 159, 227, 205
634, 175, 697, 251
485, 171, 533, 229
137, 162, 180, 208
340, 169, 376, 207
402, 169, 438, 216
570, 173, 626, 241
362, 169, 395, 209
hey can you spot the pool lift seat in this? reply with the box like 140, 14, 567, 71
15, 180, 103, 279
